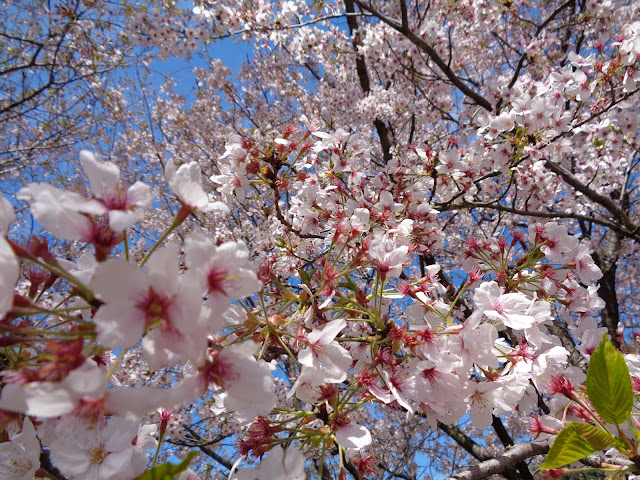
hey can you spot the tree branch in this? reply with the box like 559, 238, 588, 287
534, 0, 576, 36
492, 416, 534, 480
344, 0, 394, 163
353, 0, 493, 111
543, 158, 637, 232
444, 442, 549, 480
437, 422, 488, 462
179, 426, 235, 471
40, 449, 68, 480
444, 200, 640, 243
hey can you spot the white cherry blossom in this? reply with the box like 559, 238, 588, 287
296, 319, 352, 388
165, 159, 229, 214
0, 419, 40, 480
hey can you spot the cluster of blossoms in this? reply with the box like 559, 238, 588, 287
0, 111, 615, 479
0, 0, 639, 476
0, 152, 269, 479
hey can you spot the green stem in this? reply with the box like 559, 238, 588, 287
106, 349, 127, 378
124, 233, 130, 262
151, 429, 165, 468
140, 205, 191, 267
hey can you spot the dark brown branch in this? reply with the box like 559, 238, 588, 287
444, 200, 640, 243
399, 0, 409, 29
492, 416, 534, 480
591, 188, 628, 348
497, 0, 576, 104
40, 449, 68, 480
445, 442, 549, 480
0, 43, 45, 76
534, 0, 576, 36
507, 53, 528, 90
543, 159, 637, 232
378, 462, 415, 480
344, 0, 393, 163
437, 422, 488, 462
179, 426, 235, 471
353, 0, 493, 111
437, 422, 527, 480
193, 444, 234, 471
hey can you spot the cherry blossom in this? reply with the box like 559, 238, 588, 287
368, 234, 409, 279
0, 360, 108, 418
295, 319, 353, 388
231, 446, 305, 480
473, 281, 536, 330
335, 422, 372, 451
0, 419, 40, 480
0, 196, 18, 318
165, 159, 229, 214
16, 183, 105, 241
91, 245, 204, 368
183, 233, 262, 328
80, 150, 153, 231
48, 416, 150, 480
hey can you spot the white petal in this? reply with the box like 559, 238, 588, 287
336, 423, 372, 450
0, 195, 15, 235
64, 362, 108, 398
80, 150, 120, 199
109, 210, 140, 231
127, 181, 153, 208
316, 318, 346, 345
92, 259, 148, 303
0, 382, 75, 417
147, 244, 180, 295
94, 302, 145, 349
0, 237, 18, 317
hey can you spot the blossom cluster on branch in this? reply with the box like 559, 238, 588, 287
1, 0, 640, 479
0, 124, 627, 479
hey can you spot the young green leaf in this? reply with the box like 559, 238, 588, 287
134, 451, 198, 480
570, 422, 617, 450
540, 422, 615, 470
586, 335, 633, 425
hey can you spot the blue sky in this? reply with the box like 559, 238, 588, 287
150, 36, 254, 103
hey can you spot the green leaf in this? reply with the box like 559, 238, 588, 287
134, 451, 198, 480
586, 335, 633, 425
298, 268, 311, 287
337, 274, 359, 293
539, 422, 615, 470
570, 422, 617, 450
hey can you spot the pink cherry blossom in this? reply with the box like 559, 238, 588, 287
184, 233, 262, 329
171, 342, 276, 423
165, 159, 229, 214
231, 446, 306, 480
0, 196, 18, 319
566, 245, 603, 283
473, 281, 536, 330
528, 222, 579, 262
0, 360, 108, 418
80, 150, 153, 231
0, 419, 40, 480
296, 319, 352, 388
335, 422, 372, 451
368, 235, 409, 279
91, 245, 204, 368
48, 416, 149, 480
465, 381, 506, 429
17, 183, 105, 241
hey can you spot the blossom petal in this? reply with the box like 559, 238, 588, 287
336, 423, 372, 450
